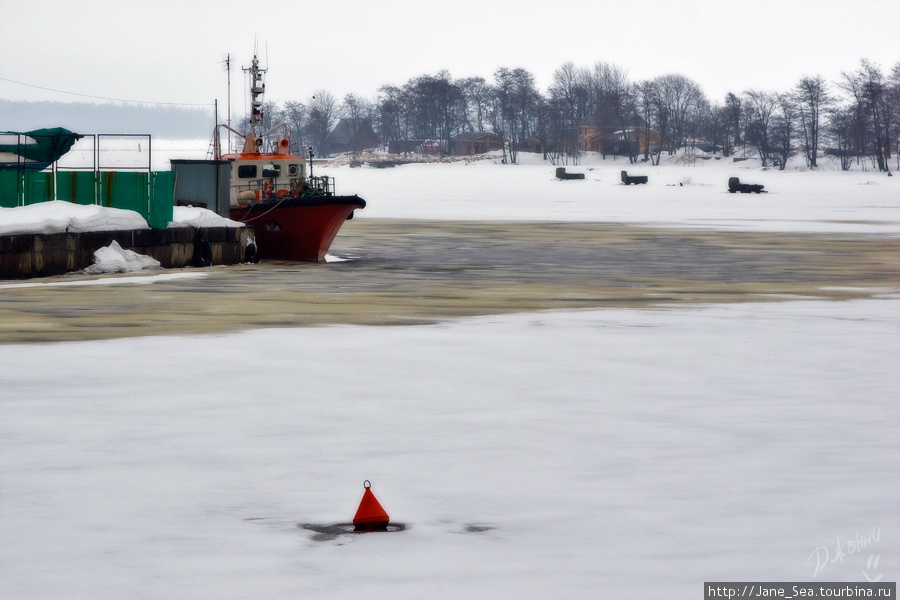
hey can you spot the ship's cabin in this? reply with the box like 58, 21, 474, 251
229, 156, 306, 205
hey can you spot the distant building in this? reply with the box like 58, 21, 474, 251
578, 116, 663, 155
450, 131, 502, 155
327, 119, 380, 154
388, 140, 425, 154
518, 136, 558, 154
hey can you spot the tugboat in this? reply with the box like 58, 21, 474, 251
213, 55, 365, 261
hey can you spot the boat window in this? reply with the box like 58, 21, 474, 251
262, 164, 281, 178
287, 163, 303, 178
237, 164, 257, 178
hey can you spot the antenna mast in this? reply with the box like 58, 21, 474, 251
241, 55, 266, 153
226, 53, 232, 153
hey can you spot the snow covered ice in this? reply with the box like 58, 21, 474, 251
1, 148, 898, 599
1, 300, 897, 599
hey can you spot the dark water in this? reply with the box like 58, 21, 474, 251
2, 220, 897, 344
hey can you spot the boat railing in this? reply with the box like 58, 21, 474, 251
307, 175, 335, 196
232, 175, 336, 202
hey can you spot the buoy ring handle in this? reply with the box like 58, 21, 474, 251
364, 480, 371, 489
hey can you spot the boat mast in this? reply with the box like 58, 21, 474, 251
242, 55, 266, 153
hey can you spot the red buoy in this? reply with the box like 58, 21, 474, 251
353, 480, 390, 531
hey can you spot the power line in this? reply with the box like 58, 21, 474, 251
0, 75, 214, 107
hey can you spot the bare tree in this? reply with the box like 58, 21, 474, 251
654, 74, 704, 153
698, 100, 727, 156
548, 62, 591, 163
889, 62, 900, 166
648, 80, 671, 158
825, 105, 856, 170
724, 92, 742, 152
492, 67, 516, 163
771, 93, 795, 169
744, 90, 778, 166
398, 72, 465, 153
890, 63, 900, 169
636, 80, 659, 163
531, 93, 552, 160
459, 76, 490, 133
544, 96, 572, 165
377, 84, 408, 149
336, 93, 379, 154
341, 93, 364, 131
793, 75, 830, 168
840, 60, 892, 171
591, 63, 640, 161
282, 100, 307, 151
307, 90, 338, 156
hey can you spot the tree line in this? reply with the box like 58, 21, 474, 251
252, 58, 899, 171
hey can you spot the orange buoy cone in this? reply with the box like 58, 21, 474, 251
353, 480, 390, 531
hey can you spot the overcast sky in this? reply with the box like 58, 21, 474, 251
1, 0, 898, 115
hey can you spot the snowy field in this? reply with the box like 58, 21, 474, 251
330, 151, 900, 235
1, 147, 899, 599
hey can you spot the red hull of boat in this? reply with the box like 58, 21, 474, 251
230, 196, 365, 262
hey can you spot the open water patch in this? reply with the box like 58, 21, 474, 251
301, 522, 408, 542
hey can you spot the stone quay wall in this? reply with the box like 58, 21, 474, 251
1, 226, 249, 280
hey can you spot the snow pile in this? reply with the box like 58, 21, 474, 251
168, 205, 245, 229
0, 200, 149, 236
0, 201, 242, 236
82, 240, 160, 274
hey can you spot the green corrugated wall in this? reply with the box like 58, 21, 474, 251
56, 171, 96, 205
0, 170, 175, 229
0, 171, 19, 208
149, 171, 174, 229
100, 171, 147, 214
25, 173, 55, 205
